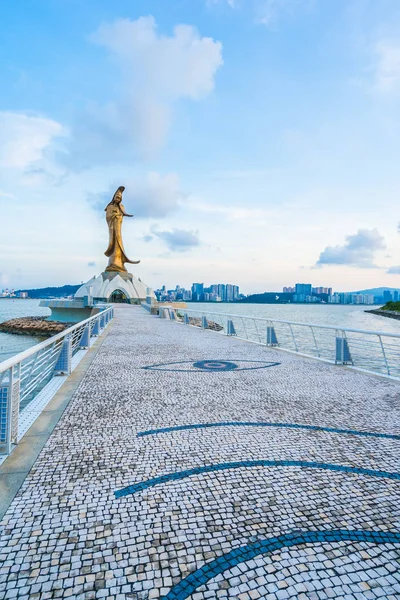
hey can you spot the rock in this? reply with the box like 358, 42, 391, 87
365, 309, 400, 321
0, 317, 70, 337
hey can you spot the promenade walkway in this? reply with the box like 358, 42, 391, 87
1, 305, 400, 600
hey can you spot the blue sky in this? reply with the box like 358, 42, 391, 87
1, 0, 399, 293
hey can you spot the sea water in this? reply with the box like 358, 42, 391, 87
0, 299, 51, 362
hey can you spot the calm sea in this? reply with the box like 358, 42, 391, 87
1, 299, 399, 364
190, 302, 400, 334
0, 299, 51, 362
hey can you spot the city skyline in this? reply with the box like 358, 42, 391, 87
2, 278, 400, 300
1, 1, 400, 292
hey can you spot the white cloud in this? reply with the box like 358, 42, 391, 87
256, 0, 313, 26
207, 0, 236, 7
189, 199, 294, 222
150, 226, 200, 251
92, 172, 185, 219
387, 265, 400, 274
0, 190, 16, 199
92, 17, 223, 100
373, 41, 400, 92
316, 229, 386, 269
208, 0, 313, 25
63, 17, 223, 168
0, 112, 65, 170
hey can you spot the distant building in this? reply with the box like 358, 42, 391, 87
217, 284, 226, 301
295, 283, 312, 296
383, 290, 393, 303
293, 283, 312, 302
394, 291, 399, 302
191, 283, 204, 301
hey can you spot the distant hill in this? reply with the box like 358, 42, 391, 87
16, 284, 81, 299
350, 287, 400, 295
239, 292, 294, 304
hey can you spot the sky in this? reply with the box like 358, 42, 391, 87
0, 0, 399, 294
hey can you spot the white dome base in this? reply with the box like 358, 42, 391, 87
75, 271, 154, 304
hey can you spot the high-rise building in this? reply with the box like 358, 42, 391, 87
191, 283, 204, 301
217, 284, 226, 301
383, 290, 393, 303
394, 291, 399, 302
295, 283, 312, 296
294, 283, 312, 302
226, 284, 234, 301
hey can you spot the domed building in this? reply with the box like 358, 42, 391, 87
75, 271, 152, 304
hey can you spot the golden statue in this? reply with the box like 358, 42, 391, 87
104, 186, 140, 272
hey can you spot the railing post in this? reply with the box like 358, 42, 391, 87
227, 319, 236, 336
201, 316, 208, 329
240, 317, 249, 340
288, 323, 298, 352
183, 313, 189, 325
335, 334, 353, 365
310, 326, 320, 357
266, 326, 278, 346
79, 324, 91, 349
0, 366, 20, 455
170, 310, 176, 321
378, 335, 390, 376
54, 335, 72, 375
92, 317, 100, 336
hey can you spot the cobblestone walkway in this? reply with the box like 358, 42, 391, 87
1, 305, 400, 600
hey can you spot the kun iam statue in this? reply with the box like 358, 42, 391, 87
104, 186, 140, 272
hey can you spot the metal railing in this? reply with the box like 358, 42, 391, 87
0, 306, 114, 456
162, 307, 400, 380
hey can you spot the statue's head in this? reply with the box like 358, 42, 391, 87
112, 186, 125, 204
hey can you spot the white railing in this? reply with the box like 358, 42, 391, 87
164, 307, 400, 380
0, 306, 114, 456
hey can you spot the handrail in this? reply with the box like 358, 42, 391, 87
0, 304, 114, 457
181, 308, 400, 338
0, 306, 113, 373
167, 306, 400, 380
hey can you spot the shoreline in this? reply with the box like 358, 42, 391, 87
365, 309, 400, 321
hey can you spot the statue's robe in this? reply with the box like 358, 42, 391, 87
105, 203, 139, 272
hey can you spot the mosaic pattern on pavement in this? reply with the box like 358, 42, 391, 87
1, 305, 400, 600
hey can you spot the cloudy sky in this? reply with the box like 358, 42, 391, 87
1, 0, 399, 293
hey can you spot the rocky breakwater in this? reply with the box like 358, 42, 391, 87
365, 309, 400, 321
0, 316, 69, 338
187, 316, 224, 331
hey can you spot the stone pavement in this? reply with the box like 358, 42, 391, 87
1, 304, 400, 600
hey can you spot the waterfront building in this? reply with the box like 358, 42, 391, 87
383, 290, 393, 303
295, 283, 312, 296
191, 283, 205, 301
329, 293, 341, 304
217, 284, 226, 301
